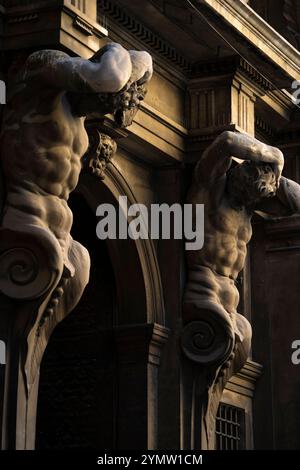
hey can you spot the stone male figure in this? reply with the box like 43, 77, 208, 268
0, 43, 152, 311
185, 131, 300, 363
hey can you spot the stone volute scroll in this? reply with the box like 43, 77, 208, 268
182, 130, 300, 449
0, 42, 152, 449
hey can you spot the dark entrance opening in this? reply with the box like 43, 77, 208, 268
35, 194, 117, 449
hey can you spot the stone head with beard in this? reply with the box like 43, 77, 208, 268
226, 160, 277, 210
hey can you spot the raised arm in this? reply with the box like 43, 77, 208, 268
23, 43, 152, 94
195, 131, 284, 186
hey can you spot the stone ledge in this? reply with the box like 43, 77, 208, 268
226, 359, 263, 398
201, 0, 300, 78
194, 0, 300, 85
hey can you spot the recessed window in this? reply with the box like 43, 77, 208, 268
216, 403, 246, 450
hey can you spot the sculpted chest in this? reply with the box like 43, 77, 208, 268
208, 199, 252, 243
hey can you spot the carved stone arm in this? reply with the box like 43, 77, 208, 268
23, 44, 130, 93
23, 43, 153, 95
194, 131, 284, 186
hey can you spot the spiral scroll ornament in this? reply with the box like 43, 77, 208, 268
181, 316, 234, 366
0, 247, 57, 300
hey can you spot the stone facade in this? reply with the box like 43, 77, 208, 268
0, 0, 300, 450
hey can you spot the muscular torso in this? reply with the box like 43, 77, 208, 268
0, 81, 89, 242
187, 180, 253, 280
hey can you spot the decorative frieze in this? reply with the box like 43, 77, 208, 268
7, 13, 39, 23
98, 0, 191, 72
184, 54, 282, 157
191, 56, 273, 93
255, 115, 276, 142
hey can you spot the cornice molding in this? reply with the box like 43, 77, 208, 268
196, 0, 300, 82
62, 2, 108, 39
191, 56, 274, 93
238, 58, 273, 92
1, 1, 107, 55
255, 120, 300, 148
260, 90, 294, 123
7, 12, 39, 23
98, 0, 191, 73
283, 0, 300, 50
255, 115, 276, 142
226, 359, 263, 397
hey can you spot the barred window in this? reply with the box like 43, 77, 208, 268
216, 403, 246, 450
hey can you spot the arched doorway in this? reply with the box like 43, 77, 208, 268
35, 168, 167, 449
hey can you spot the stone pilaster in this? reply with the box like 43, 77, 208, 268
115, 323, 169, 449
186, 57, 273, 161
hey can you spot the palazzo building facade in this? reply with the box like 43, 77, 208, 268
0, 0, 300, 450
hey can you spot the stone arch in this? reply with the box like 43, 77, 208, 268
35, 163, 167, 449
76, 163, 165, 326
